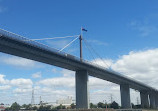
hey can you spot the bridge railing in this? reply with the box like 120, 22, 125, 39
0, 28, 61, 53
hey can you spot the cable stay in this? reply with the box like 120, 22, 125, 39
83, 39, 98, 64
82, 42, 93, 63
83, 38, 110, 69
29, 35, 79, 41
59, 36, 79, 52
26, 35, 80, 53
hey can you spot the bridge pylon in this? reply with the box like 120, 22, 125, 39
75, 70, 89, 109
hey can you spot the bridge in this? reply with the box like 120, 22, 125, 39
0, 29, 157, 109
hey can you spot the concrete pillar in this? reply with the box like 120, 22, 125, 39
120, 84, 131, 109
140, 91, 149, 108
149, 92, 156, 109
75, 70, 89, 109
155, 94, 158, 109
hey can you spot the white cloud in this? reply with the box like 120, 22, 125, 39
41, 87, 73, 95
10, 78, 33, 88
89, 76, 117, 90
38, 77, 75, 88
60, 69, 74, 77
32, 72, 42, 78
2, 56, 36, 67
34, 85, 41, 90
13, 88, 32, 93
112, 49, 158, 88
0, 85, 11, 90
0, 74, 33, 93
0, 74, 9, 84
0, 53, 42, 68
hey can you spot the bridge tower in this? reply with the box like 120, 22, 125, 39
75, 27, 89, 109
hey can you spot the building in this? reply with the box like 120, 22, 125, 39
0, 103, 10, 111
0, 106, 5, 111
56, 96, 72, 104
31, 96, 74, 109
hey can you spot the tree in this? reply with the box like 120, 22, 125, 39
21, 104, 32, 110
21, 104, 27, 108
110, 101, 119, 109
10, 102, 20, 111
38, 105, 52, 111
51, 107, 58, 111
70, 103, 76, 109
56, 104, 66, 109
90, 103, 97, 108
97, 102, 105, 108
5, 107, 11, 111
32, 106, 38, 110
38, 105, 44, 111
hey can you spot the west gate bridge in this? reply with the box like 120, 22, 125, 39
0, 28, 157, 109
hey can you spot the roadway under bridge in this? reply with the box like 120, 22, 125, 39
0, 29, 158, 109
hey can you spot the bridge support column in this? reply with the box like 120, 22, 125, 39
149, 92, 156, 109
120, 84, 131, 109
155, 94, 158, 109
140, 91, 149, 108
75, 70, 89, 109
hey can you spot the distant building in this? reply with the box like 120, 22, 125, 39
56, 96, 72, 104
31, 96, 73, 109
51, 96, 73, 108
0, 103, 10, 111
0, 106, 5, 111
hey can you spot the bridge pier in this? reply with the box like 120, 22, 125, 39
149, 92, 156, 109
120, 84, 131, 108
155, 93, 158, 109
140, 91, 149, 108
75, 70, 89, 109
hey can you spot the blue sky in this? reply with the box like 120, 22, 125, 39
0, 0, 158, 106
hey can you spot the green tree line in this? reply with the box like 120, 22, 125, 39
5, 101, 141, 111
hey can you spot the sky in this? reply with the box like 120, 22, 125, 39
0, 0, 158, 106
